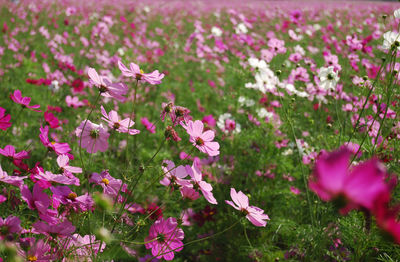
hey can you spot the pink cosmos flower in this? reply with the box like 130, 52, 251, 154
0, 145, 29, 160
118, 60, 164, 85
33, 220, 75, 237
17, 239, 53, 261
0, 216, 22, 238
51, 186, 94, 212
44, 110, 59, 128
10, 90, 41, 112
182, 120, 220, 156
39, 126, 72, 156
309, 149, 390, 214
34, 169, 80, 188
56, 154, 82, 175
141, 117, 156, 133
144, 217, 184, 260
0, 107, 11, 131
90, 170, 123, 197
0, 195, 6, 203
66, 95, 85, 108
88, 68, 128, 102
66, 234, 106, 259
225, 188, 270, 227
75, 120, 109, 153
186, 162, 217, 204
160, 160, 191, 187
0, 165, 27, 187
101, 106, 140, 135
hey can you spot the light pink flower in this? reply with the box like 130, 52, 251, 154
182, 120, 219, 156
225, 188, 270, 227
0, 165, 27, 187
160, 160, 190, 187
0, 145, 29, 160
75, 120, 109, 153
34, 169, 80, 188
101, 106, 140, 135
57, 154, 82, 175
144, 217, 184, 260
88, 68, 128, 102
186, 162, 217, 204
118, 60, 164, 85
90, 170, 123, 197
65, 95, 85, 108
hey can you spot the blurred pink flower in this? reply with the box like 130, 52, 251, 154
0, 215, 22, 238
0, 107, 11, 131
75, 120, 109, 153
141, 117, 156, 133
10, 90, 41, 112
309, 149, 390, 214
225, 188, 270, 227
0, 145, 29, 160
144, 217, 184, 260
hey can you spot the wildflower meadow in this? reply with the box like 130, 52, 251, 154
1, 0, 400, 261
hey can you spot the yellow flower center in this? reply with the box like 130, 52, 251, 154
101, 178, 110, 185
67, 192, 77, 200
28, 255, 38, 261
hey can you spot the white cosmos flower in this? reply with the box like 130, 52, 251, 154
318, 66, 339, 91
394, 9, 400, 18
235, 23, 248, 34
211, 26, 222, 37
382, 31, 400, 50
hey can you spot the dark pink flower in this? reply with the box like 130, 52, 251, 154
90, 170, 122, 197
144, 217, 184, 260
225, 188, 270, 227
39, 126, 72, 156
182, 120, 219, 156
10, 90, 41, 112
141, 117, 156, 133
17, 239, 53, 261
51, 186, 93, 212
34, 169, 80, 188
88, 68, 128, 102
0, 107, 11, 131
44, 110, 60, 128
309, 149, 390, 214
33, 220, 75, 237
118, 60, 164, 85
0, 215, 22, 238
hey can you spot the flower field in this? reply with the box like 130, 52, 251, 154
1, 0, 400, 261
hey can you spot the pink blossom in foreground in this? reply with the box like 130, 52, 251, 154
308, 149, 390, 214
17, 239, 53, 261
0, 107, 11, 130
186, 162, 217, 204
34, 169, 80, 188
0, 165, 27, 187
0, 145, 29, 160
144, 217, 184, 260
10, 90, 41, 111
75, 120, 109, 153
182, 120, 220, 156
88, 68, 128, 102
56, 154, 82, 175
101, 106, 140, 135
0, 216, 22, 238
225, 188, 270, 227
118, 60, 164, 85
51, 186, 94, 212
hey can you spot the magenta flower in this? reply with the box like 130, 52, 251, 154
10, 90, 41, 111
90, 170, 123, 197
0, 107, 11, 131
118, 60, 164, 85
309, 149, 390, 214
39, 126, 72, 156
141, 117, 156, 133
51, 186, 94, 212
75, 120, 109, 153
186, 162, 217, 204
160, 160, 190, 187
17, 239, 53, 261
34, 169, 80, 188
101, 106, 140, 135
0, 165, 27, 187
0, 215, 22, 238
33, 220, 75, 237
182, 120, 220, 156
88, 68, 128, 102
144, 217, 184, 260
0, 145, 29, 160
226, 188, 270, 227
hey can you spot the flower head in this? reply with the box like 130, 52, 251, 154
182, 120, 219, 156
101, 106, 140, 135
225, 188, 269, 227
318, 66, 339, 91
144, 217, 184, 260
10, 90, 41, 112
75, 120, 109, 153
118, 60, 164, 85
88, 68, 128, 102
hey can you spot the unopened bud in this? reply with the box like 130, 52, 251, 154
362, 76, 368, 81
275, 70, 282, 76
